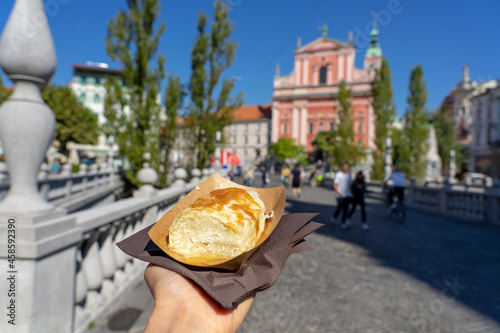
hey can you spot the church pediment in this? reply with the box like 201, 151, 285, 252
296, 37, 352, 54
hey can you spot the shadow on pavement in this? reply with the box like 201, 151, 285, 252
284, 192, 500, 326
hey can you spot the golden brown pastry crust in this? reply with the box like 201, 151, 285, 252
167, 187, 267, 264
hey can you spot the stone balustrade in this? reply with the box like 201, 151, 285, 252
71, 178, 200, 333
321, 177, 500, 225
0, 166, 122, 208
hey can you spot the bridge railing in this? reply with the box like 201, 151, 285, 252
322, 177, 500, 225
0, 163, 121, 205
71, 172, 200, 333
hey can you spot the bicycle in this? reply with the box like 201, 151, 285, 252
384, 187, 406, 223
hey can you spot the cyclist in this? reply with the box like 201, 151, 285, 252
385, 166, 406, 210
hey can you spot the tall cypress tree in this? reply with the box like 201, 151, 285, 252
186, 0, 243, 170
371, 58, 396, 180
402, 64, 429, 180
160, 73, 184, 187
104, 0, 166, 185
315, 80, 364, 168
433, 106, 462, 174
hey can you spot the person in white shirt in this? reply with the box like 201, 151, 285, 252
331, 162, 352, 229
387, 166, 406, 209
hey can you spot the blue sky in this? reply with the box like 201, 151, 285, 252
1, 0, 500, 117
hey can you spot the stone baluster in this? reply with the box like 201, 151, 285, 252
172, 167, 188, 187
81, 231, 105, 311
449, 149, 456, 183
79, 163, 88, 175
98, 224, 118, 301
0, 2, 80, 332
133, 164, 158, 198
202, 168, 211, 180
61, 163, 72, 176
37, 162, 49, 180
74, 246, 91, 328
90, 163, 99, 174
0, 161, 8, 182
191, 168, 201, 183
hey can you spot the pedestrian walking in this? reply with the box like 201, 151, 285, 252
261, 166, 267, 187
347, 171, 369, 230
331, 162, 352, 230
247, 166, 255, 187
290, 164, 302, 197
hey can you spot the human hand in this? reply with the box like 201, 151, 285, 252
144, 264, 254, 333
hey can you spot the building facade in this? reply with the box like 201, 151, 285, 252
223, 104, 272, 165
469, 84, 500, 177
271, 24, 382, 156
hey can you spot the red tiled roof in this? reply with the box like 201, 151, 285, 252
232, 104, 272, 122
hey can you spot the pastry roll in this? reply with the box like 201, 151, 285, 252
168, 187, 267, 263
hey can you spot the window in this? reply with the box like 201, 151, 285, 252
319, 66, 327, 84
245, 124, 249, 131
257, 136, 261, 144
79, 93, 86, 103
330, 122, 334, 130
245, 135, 248, 144
94, 94, 101, 104
257, 123, 261, 131
233, 124, 237, 132
283, 122, 288, 135
309, 122, 313, 135
233, 136, 236, 144
354, 118, 364, 134
81, 76, 87, 85
319, 122, 324, 132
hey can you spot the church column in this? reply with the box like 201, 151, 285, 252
337, 53, 344, 82
294, 59, 301, 86
302, 58, 308, 85
346, 52, 353, 82
271, 106, 279, 142
300, 107, 308, 147
292, 107, 300, 142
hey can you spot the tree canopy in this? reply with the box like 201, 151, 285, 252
371, 58, 396, 180
185, 0, 243, 170
315, 80, 364, 168
42, 85, 100, 151
104, 0, 166, 186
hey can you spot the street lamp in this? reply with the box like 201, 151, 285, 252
215, 130, 221, 170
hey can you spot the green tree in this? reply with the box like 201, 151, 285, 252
104, 0, 166, 186
0, 75, 12, 105
42, 85, 100, 151
315, 81, 364, 168
401, 64, 430, 180
160, 73, 184, 187
185, 0, 243, 170
371, 58, 396, 180
433, 106, 462, 175
269, 137, 306, 164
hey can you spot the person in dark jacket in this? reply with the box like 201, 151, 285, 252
347, 171, 369, 230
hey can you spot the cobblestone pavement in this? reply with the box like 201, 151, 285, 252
237, 175, 500, 333
97, 174, 500, 333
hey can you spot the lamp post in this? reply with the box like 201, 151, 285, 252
384, 137, 393, 179
215, 130, 221, 170
449, 149, 456, 182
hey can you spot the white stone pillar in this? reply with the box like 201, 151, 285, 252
337, 54, 344, 82
0, 0, 57, 214
384, 137, 393, 180
271, 106, 279, 142
0, 3, 81, 332
292, 107, 299, 142
449, 150, 456, 181
300, 108, 307, 147
302, 58, 308, 85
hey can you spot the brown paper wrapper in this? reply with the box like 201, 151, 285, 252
148, 174, 286, 271
117, 213, 323, 310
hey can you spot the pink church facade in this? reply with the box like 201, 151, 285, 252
271, 26, 382, 155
